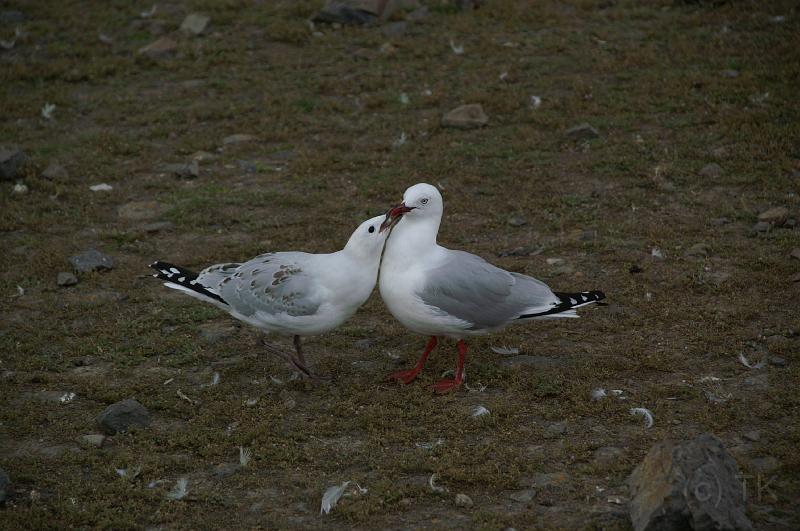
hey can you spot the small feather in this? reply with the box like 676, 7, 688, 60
239, 446, 252, 467
166, 478, 188, 500
630, 407, 654, 429
320, 481, 350, 515
449, 39, 464, 55
429, 473, 445, 493
59, 391, 76, 403
738, 353, 765, 369
490, 345, 520, 355
590, 388, 607, 400
471, 405, 490, 418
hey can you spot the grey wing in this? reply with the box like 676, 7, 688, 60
418, 250, 559, 329
202, 253, 322, 318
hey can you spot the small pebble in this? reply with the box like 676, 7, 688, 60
57, 272, 78, 287
455, 493, 473, 508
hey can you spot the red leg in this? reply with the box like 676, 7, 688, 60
432, 340, 467, 394
386, 336, 438, 384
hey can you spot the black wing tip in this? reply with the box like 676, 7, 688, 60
518, 289, 606, 319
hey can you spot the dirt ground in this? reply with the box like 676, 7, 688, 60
1, 0, 799, 529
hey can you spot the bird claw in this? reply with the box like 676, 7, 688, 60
432, 378, 462, 394
386, 368, 421, 385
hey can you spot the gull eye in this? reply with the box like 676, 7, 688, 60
368, 226, 375, 233
420, 198, 429, 205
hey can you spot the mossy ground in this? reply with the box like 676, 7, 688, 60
1, 0, 799, 529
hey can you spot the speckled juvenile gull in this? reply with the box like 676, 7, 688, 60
151, 215, 388, 377
378, 183, 605, 393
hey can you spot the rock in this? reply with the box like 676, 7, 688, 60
142, 221, 174, 233
742, 431, 760, 442
507, 215, 527, 227
163, 160, 199, 179
768, 356, 786, 367
751, 221, 771, 233
57, 272, 78, 286
455, 493, 473, 508
758, 206, 789, 226
508, 489, 536, 503
69, 249, 114, 272
0, 146, 29, 181
118, 200, 165, 221
565, 123, 599, 140
96, 398, 151, 435
442, 104, 488, 129
0, 467, 8, 504
544, 421, 567, 438
191, 150, 215, 162
138, 37, 177, 59
222, 133, 256, 145
500, 355, 565, 368
594, 446, 624, 465
720, 69, 739, 78
628, 433, 752, 531
80, 434, 107, 448
180, 13, 210, 35
698, 163, 723, 178
313, 0, 384, 25
41, 163, 68, 180
684, 243, 711, 258
793, 273, 800, 283
546, 257, 565, 266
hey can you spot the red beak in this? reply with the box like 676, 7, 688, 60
380, 202, 415, 232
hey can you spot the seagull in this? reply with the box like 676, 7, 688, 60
379, 183, 605, 393
151, 215, 389, 378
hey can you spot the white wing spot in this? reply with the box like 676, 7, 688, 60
169, 267, 180, 274
178, 276, 185, 282
570, 298, 578, 305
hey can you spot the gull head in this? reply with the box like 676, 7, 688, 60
345, 214, 390, 259
380, 183, 442, 232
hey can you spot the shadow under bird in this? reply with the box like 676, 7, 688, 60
150, 215, 389, 378
379, 183, 605, 394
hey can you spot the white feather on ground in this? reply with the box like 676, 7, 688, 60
630, 407, 654, 429
166, 478, 189, 500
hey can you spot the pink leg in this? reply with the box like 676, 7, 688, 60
386, 336, 438, 385
432, 340, 467, 394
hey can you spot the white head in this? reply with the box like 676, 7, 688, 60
343, 214, 390, 261
379, 183, 443, 234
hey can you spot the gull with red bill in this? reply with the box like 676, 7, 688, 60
379, 183, 605, 394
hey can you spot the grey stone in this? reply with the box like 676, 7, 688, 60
508, 489, 536, 502
442, 104, 488, 129
69, 249, 114, 272
313, 1, 380, 25
709, 146, 728, 160
41, 163, 68, 180
223, 134, 256, 145
628, 433, 752, 531
138, 37, 177, 59
0, 146, 28, 181
544, 421, 567, 438
163, 160, 199, 178
699, 163, 723, 178
96, 398, 151, 435
142, 221, 174, 233
80, 434, 107, 448
500, 355, 566, 368
565, 122, 599, 140
454, 493, 473, 507
180, 13, 210, 35
758, 206, 789, 226
684, 243, 711, 258
57, 272, 78, 286
594, 446, 624, 465
507, 215, 527, 227
0, 467, 9, 504
742, 431, 760, 442
118, 200, 165, 221
768, 356, 786, 367
751, 221, 770, 233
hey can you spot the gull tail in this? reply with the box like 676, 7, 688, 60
518, 290, 606, 320
150, 261, 228, 306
